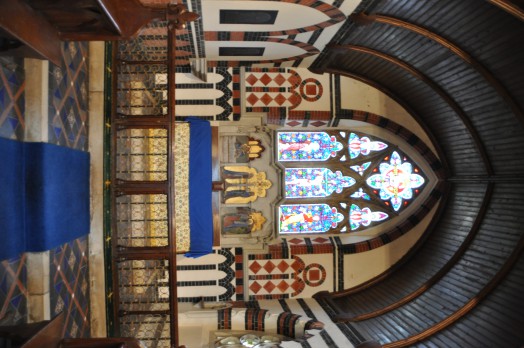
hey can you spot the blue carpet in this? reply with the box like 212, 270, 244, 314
0, 137, 90, 260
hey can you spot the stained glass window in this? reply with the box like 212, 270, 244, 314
348, 133, 388, 159
350, 162, 371, 176
276, 131, 427, 234
367, 151, 425, 211
349, 204, 388, 230
279, 204, 344, 233
278, 132, 343, 161
285, 168, 355, 198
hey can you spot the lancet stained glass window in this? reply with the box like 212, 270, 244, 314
284, 168, 355, 198
276, 131, 427, 234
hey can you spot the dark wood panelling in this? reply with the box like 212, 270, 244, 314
328, 51, 487, 176
332, 184, 487, 313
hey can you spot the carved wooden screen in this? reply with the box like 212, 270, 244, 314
109, 19, 179, 348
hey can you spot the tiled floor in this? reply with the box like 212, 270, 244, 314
0, 42, 90, 337
48, 42, 89, 150
0, 255, 27, 325
0, 56, 25, 140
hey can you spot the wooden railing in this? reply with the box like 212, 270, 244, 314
107, 5, 198, 348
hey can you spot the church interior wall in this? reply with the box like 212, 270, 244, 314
169, 63, 442, 303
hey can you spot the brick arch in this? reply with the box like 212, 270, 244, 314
265, 0, 346, 36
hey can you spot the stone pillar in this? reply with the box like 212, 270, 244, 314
24, 58, 51, 323
88, 41, 107, 337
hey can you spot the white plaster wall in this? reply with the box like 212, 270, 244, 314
340, 77, 438, 155
342, 203, 439, 288
174, 71, 231, 117
176, 252, 229, 298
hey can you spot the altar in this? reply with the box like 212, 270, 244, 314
173, 118, 214, 256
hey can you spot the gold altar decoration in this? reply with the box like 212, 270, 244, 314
222, 166, 272, 204
221, 208, 267, 235
173, 123, 191, 252
221, 136, 265, 163
250, 211, 267, 232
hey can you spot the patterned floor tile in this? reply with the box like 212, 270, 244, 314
0, 255, 28, 325
0, 57, 25, 140
0, 40, 90, 339
48, 42, 88, 150
50, 236, 90, 338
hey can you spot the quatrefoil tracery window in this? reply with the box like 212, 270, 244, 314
276, 131, 427, 234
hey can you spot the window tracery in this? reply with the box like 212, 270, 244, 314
276, 131, 427, 234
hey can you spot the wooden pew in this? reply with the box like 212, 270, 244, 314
0, 0, 197, 65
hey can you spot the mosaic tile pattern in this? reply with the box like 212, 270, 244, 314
0, 57, 25, 140
0, 256, 27, 325
0, 56, 27, 326
50, 236, 90, 338
48, 42, 89, 151
245, 67, 332, 127
177, 247, 242, 303
247, 238, 337, 300
47, 41, 91, 338
0, 41, 90, 339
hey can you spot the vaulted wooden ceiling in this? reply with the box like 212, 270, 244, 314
311, 0, 524, 346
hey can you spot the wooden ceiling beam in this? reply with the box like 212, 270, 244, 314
383, 226, 524, 347
354, 13, 524, 126
327, 44, 494, 176
323, 67, 450, 179
487, 0, 524, 21
350, 183, 494, 322
0, 0, 62, 66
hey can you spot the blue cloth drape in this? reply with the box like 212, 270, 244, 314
185, 118, 213, 257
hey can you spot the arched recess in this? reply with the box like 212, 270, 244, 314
268, 109, 447, 293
